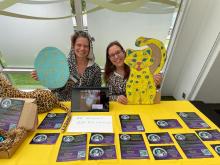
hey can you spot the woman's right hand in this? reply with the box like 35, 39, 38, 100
31, 70, 38, 80
117, 95, 128, 105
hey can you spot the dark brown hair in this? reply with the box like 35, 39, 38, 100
71, 30, 91, 49
104, 41, 130, 83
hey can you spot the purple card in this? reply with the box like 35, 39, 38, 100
119, 114, 145, 132
119, 134, 149, 159
155, 119, 182, 129
173, 133, 213, 158
89, 145, 116, 160
177, 112, 210, 129
0, 98, 24, 131
30, 133, 59, 144
151, 146, 182, 160
196, 129, 220, 141
146, 132, 173, 144
211, 144, 220, 155
38, 113, 66, 129
57, 134, 87, 162
90, 133, 114, 144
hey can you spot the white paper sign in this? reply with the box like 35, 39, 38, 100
67, 116, 113, 133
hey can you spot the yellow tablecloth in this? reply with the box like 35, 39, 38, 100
1, 101, 220, 165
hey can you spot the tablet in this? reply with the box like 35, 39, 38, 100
71, 87, 109, 112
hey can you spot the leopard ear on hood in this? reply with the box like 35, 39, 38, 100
87, 35, 95, 66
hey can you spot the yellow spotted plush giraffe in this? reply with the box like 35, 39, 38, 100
125, 37, 166, 104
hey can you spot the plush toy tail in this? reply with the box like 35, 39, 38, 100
57, 102, 72, 133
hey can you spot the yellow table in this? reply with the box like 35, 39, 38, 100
1, 101, 220, 165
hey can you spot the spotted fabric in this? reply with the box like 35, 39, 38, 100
107, 72, 127, 101
52, 48, 101, 101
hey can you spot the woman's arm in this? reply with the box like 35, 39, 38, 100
108, 83, 128, 104
108, 83, 118, 101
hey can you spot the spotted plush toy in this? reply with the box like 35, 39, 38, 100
0, 127, 27, 154
0, 73, 71, 132
125, 37, 166, 104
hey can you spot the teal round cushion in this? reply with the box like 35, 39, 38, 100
34, 47, 69, 89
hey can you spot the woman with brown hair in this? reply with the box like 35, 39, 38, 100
32, 31, 101, 101
104, 41, 162, 104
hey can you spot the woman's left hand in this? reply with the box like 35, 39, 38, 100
117, 95, 128, 105
153, 73, 163, 86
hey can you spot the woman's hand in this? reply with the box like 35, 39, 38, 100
117, 95, 128, 105
153, 73, 163, 86
31, 70, 38, 80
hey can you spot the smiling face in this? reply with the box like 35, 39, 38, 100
73, 37, 90, 59
108, 45, 125, 68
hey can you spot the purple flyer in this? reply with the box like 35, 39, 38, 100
151, 146, 182, 160
89, 145, 116, 160
155, 119, 182, 129
89, 133, 114, 144
38, 113, 67, 129
30, 133, 59, 144
211, 144, 220, 155
196, 129, 220, 141
57, 134, 87, 162
119, 114, 145, 132
0, 98, 24, 131
146, 132, 173, 144
177, 112, 210, 129
119, 134, 149, 159
173, 133, 213, 158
